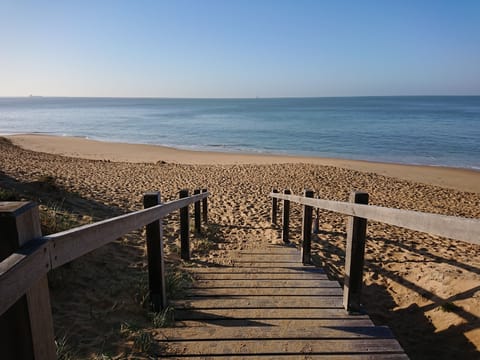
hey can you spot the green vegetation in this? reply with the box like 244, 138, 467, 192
120, 322, 155, 353
55, 335, 77, 360
0, 188, 19, 201
166, 268, 193, 300
149, 306, 175, 328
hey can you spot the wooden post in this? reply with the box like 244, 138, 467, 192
201, 188, 208, 224
179, 189, 190, 260
194, 189, 201, 234
0, 202, 56, 359
343, 191, 369, 312
271, 189, 279, 225
302, 190, 314, 265
313, 207, 320, 234
143, 192, 167, 312
282, 189, 291, 244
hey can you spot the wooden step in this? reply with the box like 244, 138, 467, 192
187, 266, 325, 274
160, 247, 407, 358
176, 318, 375, 328
162, 338, 405, 356
157, 325, 396, 341
174, 308, 369, 320
161, 354, 408, 359
188, 287, 343, 296
190, 279, 340, 288
173, 296, 343, 309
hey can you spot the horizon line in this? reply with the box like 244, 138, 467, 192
1, 94, 480, 100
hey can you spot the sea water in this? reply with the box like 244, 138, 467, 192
0, 96, 479, 169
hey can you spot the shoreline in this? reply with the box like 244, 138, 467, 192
6, 133, 480, 193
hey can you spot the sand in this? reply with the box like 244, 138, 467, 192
9, 134, 480, 194
0, 135, 479, 359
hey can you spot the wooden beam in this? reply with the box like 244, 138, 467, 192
302, 189, 314, 265
143, 192, 167, 312
0, 242, 50, 320
202, 188, 208, 224
194, 189, 201, 234
282, 189, 291, 244
343, 192, 369, 312
44, 191, 209, 269
270, 192, 480, 245
271, 188, 279, 225
0, 202, 56, 359
180, 189, 190, 261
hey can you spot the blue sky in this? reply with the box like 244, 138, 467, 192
1, 0, 479, 97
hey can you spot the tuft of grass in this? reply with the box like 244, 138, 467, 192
166, 268, 193, 300
150, 306, 175, 328
193, 238, 215, 253
120, 322, 154, 353
0, 188, 19, 201
92, 354, 114, 360
55, 335, 77, 360
39, 201, 81, 235
0, 188, 20, 201
133, 274, 150, 308
191, 223, 223, 254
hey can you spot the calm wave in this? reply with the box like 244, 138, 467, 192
0, 96, 479, 169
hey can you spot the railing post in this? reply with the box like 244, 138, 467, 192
194, 189, 201, 234
302, 189, 314, 264
313, 207, 320, 234
0, 202, 56, 359
179, 189, 190, 260
343, 191, 369, 312
143, 192, 167, 312
271, 189, 279, 225
282, 189, 291, 244
201, 188, 208, 224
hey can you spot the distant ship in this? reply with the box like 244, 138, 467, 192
29, 95, 43, 98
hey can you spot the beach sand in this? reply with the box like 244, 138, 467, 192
1, 135, 479, 358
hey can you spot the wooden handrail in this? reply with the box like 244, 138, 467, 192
0, 191, 210, 318
270, 192, 480, 245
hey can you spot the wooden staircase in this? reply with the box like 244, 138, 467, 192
157, 245, 408, 359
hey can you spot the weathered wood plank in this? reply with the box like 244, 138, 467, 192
236, 248, 300, 253
232, 262, 305, 268
0, 202, 56, 359
144, 192, 167, 311
343, 191, 369, 312
176, 318, 376, 328
173, 296, 343, 309
190, 279, 341, 288
234, 255, 301, 262
162, 234, 406, 358
187, 266, 325, 274
165, 355, 409, 359
191, 272, 328, 280
174, 308, 369, 320
188, 287, 343, 297
180, 189, 190, 261
157, 325, 395, 341
0, 242, 50, 316
163, 338, 405, 355
44, 191, 209, 269
271, 192, 480, 245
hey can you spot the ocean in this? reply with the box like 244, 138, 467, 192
0, 96, 479, 169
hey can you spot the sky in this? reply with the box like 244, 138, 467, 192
1, 0, 479, 98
